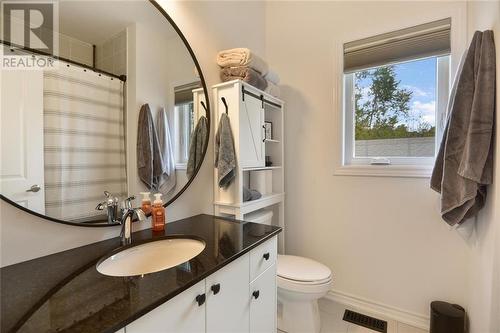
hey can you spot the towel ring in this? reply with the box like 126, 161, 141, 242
221, 97, 228, 114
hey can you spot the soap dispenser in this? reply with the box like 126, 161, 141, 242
152, 193, 165, 232
140, 192, 152, 215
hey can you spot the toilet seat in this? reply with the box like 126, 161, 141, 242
277, 255, 333, 293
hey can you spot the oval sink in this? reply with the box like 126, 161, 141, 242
96, 237, 205, 277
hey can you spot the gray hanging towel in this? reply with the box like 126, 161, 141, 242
215, 113, 236, 188
187, 115, 208, 178
137, 104, 163, 190
431, 30, 496, 226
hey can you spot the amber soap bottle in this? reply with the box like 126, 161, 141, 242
152, 193, 165, 232
140, 192, 152, 215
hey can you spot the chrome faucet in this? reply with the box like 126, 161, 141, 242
120, 196, 146, 245
95, 191, 120, 224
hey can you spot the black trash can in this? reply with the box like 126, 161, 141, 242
430, 301, 465, 333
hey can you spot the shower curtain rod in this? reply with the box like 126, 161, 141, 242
1, 40, 126, 82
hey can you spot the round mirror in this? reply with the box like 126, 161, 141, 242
0, 0, 210, 226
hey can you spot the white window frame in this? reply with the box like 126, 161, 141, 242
337, 55, 450, 177
174, 101, 194, 170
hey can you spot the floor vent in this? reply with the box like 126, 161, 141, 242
342, 309, 387, 333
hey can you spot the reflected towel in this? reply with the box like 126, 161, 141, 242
137, 104, 162, 191
265, 81, 281, 98
216, 48, 268, 75
156, 107, 176, 194
264, 69, 280, 85
215, 113, 236, 188
187, 115, 208, 179
430, 30, 496, 225
220, 66, 268, 91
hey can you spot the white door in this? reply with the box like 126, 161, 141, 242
239, 95, 265, 168
0, 69, 45, 212
126, 280, 206, 333
206, 254, 250, 333
249, 265, 277, 333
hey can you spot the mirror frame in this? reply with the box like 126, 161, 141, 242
0, 0, 210, 227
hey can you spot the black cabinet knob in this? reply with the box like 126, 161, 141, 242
252, 290, 260, 299
196, 293, 206, 306
263, 252, 270, 261
211, 283, 221, 295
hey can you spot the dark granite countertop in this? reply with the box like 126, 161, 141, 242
0, 214, 281, 333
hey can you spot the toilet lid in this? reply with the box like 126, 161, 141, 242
277, 255, 332, 282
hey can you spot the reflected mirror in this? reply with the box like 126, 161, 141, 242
0, 0, 210, 226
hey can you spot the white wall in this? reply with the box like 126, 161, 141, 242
265, 1, 471, 318
0, 0, 266, 267
465, 2, 500, 332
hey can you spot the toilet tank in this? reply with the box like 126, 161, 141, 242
245, 209, 273, 225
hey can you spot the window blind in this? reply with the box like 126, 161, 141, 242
343, 18, 451, 73
174, 81, 201, 105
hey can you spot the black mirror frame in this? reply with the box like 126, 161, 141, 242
0, 0, 210, 227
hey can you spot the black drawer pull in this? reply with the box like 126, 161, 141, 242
252, 290, 260, 299
196, 293, 206, 306
211, 283, 221, 295
263, 252, 270, 261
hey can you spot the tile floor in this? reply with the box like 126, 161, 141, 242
279, 298, 428, 333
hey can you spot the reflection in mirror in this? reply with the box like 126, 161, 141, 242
0, 1, 209, 226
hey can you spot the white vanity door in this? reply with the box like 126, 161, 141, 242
126, 280, 206, 333
206, 253, 250, 333
0, 70, 45, 212
249, 264, 277, 333
238, 95, 265, 168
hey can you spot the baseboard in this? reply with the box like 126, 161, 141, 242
324, 289, 430, 330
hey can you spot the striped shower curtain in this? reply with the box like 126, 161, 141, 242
43, 63, 127, 221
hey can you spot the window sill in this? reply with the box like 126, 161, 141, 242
175, 163, 187, 170
334, 164, 433, 178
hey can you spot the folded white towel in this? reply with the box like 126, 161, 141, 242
265, 81, 280, 98
217, 48, 268, 75
264, 69, 280, 85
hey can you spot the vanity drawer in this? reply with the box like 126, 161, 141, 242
250, 236, 277, 281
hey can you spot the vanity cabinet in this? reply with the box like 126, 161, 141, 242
250, 263, 277, 333
206, 254, 250, 333
126, 280, 206, 333
125, 236, 277, 333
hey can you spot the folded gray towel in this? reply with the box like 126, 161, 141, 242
243, 187, 262, 202
430, 30, 496, 226
137, 104, 162, 191
220, 66, 268, 91
215, 113, 236, 188
187, 116, 208, 179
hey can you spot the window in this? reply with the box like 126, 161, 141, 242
173, 81, 200, 168
341, 19, 451, 173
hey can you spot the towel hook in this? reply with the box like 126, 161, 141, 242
200, 100, 208, 114
221, 97, 228, 114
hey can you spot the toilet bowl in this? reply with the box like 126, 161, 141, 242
277, 255, 333, 333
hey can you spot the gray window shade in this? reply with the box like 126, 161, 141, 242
174, 81, 201, 105
344, 18, 451, 73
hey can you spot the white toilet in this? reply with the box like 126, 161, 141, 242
245, 210, 333, 333
277, 255, 333, 333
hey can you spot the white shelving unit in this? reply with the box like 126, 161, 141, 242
212, 80, 285, 252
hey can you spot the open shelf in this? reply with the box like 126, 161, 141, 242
214, 193, 285, 215
242, 166, 282, 171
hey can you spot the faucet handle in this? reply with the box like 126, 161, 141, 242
95, 201, 107, 211
134, 208, 146, 222
123, 196, 136, 209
